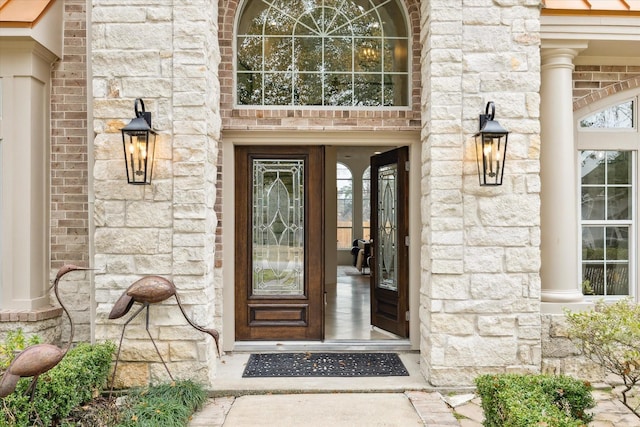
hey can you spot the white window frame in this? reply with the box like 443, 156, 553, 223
336, 162, 353, 249
234, 0, 412, 109
577, 93, 640, 301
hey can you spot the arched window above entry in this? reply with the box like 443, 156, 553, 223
236, 0, 410, 107
579, 99, 635, 129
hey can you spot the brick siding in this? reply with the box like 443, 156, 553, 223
51, 0, 89, 268
573, 65, 640, 110
49, 0, 90, 343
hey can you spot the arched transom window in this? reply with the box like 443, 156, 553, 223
236, 0, 409, 107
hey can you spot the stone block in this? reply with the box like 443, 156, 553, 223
94, 228, 159, 254
429, 367, 499, 388
92, 7, 146, 23
432, 245, 464, 261
432, 230, 464, 245
505, 247, 541, 273
125, 201, 172, 227
467, 226, 529, 247
446, 336, 518, 367
431, 275, 470, 299
464, 247, 504, 273
105, 23, 172, 50
150, 360, 210, 384
120, 340, 170, 362
431, 313, 475, 335
112, 362, 149, 389
92, 52, 160, 79
478, 315, 516, 336
432, 260, 464, 274
479, 194, 540, 227
121, 77, 172, 98
132, 255, 173, 274
169, 340, 199, 361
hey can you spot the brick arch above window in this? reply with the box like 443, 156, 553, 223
573, 73, 640, 112
218, 0, 422, 131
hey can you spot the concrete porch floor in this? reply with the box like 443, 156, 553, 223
209, 350, 439, 396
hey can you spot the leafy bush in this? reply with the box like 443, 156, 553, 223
0, 341, 115, 427
565, 298, 640, 414
117, 380, 208, 427
475, 373, 594, 427
0, 329, 42, 370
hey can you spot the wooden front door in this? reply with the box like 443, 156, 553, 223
235, 146, 324, 340
370, 146, 409, 338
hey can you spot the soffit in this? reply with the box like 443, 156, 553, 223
541, 0, 640, 60
542, 0, 640, 15
0, 0, 55, 28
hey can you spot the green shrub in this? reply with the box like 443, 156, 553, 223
117, 380, 208, 427
0, 329, 42, 371
565, 298, 640, 413
475, 373, 594, 427
0, 341, 115, 427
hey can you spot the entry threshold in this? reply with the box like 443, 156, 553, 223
232, 339, 412, 353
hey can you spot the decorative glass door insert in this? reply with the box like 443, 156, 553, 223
252, 159, 304, 296
377, 163, 398, 292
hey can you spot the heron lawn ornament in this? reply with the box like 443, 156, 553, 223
108, 275, 220, 388
0, 265, 93, 399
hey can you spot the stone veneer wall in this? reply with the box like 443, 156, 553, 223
541, 314, 603, 382
89, 0, 545, 389
420, 0, 542, 386
92, 0, 220, 388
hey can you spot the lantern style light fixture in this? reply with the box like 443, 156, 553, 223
121, 98, 157, 185
474, 101, 509, 186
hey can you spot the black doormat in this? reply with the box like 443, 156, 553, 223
242, 352, 409, 377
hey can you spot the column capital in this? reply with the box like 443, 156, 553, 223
541, 40, 589, 66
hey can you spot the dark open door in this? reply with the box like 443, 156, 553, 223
370, 146, 409, 338
235, 146, 324, 340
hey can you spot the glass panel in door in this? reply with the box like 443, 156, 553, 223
252, 159, 304, 296
377, 163, 398, 292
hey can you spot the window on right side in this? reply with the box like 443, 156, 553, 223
580, 150, 632, 296
578, 97, 637, 298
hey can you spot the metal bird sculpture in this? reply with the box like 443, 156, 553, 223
108, 275, 220, 388
0, 264, 92, 399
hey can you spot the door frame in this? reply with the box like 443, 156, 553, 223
221, 130, 421, 351
234, 145, 325, 340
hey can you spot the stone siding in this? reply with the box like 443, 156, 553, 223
420, 0, 542, 387
92, 0, 221, 388
541, 314, 603, 382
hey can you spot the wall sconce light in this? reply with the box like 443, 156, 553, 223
474, 101, 509, 186
121, 98, 157, 185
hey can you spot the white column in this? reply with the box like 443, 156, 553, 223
540, 44, 586, 304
